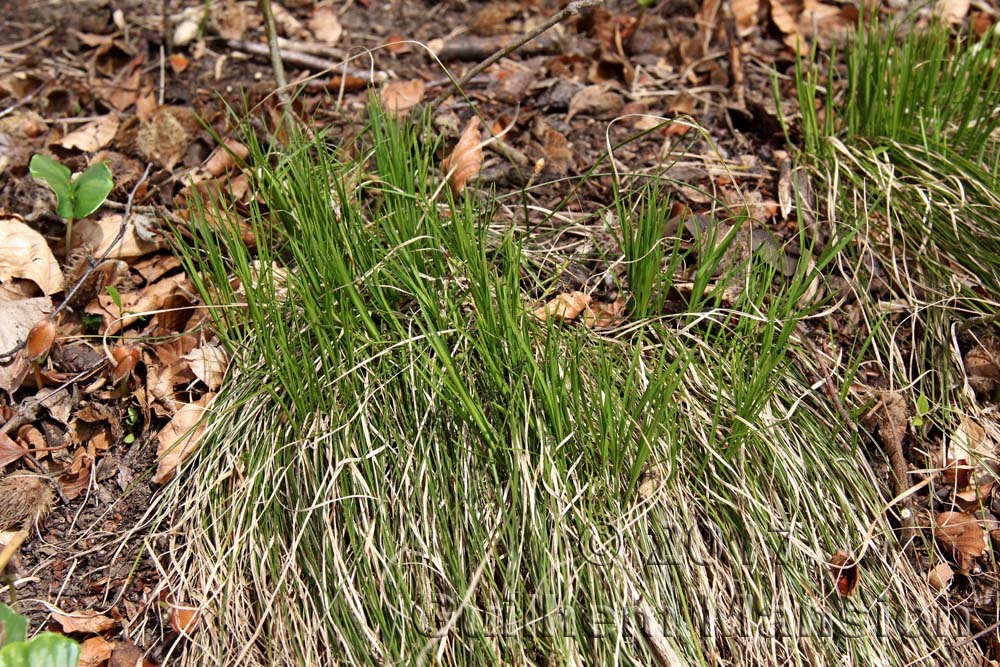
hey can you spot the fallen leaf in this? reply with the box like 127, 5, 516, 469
204, 138, 250, 177
57, 115, 119, 152
533, 291, 592, 322
182, 342, 229, 390
732, 0, 760, 35
935, 0, 970, 24
73, 213, 163, 259
381, 79, 425, 118
927, 561, 954, 591
52, 609, 117, 634
441, 117, 483, 195
309, 6, 343, 43
965, 341, 1000, 398
79, 635, 115, 667
566, 84, 624, 122
153, 393, 216, 484
0, 217, 64, 295
582, 298, 626, 328
110, 640, 143, 667
168, 604, 200, 636
828, 549, 858, 596
934, 511, 986, 573
0, 432, 26, 468
169, 53, 190, 74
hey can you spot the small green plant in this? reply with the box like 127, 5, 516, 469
29, 154, 114, 254
0, 604, 79, 667
123, 406, 140, 444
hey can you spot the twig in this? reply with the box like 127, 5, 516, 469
795, 324, 858, 436
0, 26, 55, 53
428, 0, 605, 110
0, 164, 153, 362
226, 39, 379, 78
257, 0, 290, 109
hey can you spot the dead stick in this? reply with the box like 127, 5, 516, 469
429, 0, 605, 110
226, 39, 381, 79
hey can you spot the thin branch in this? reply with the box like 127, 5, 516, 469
428, 0, 605, 110
258, 0, 291, 108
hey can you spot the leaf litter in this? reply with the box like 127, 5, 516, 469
0, 0, 999, 662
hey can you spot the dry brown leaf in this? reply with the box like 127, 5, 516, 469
110, 640, 143, 667
0, 432, 27, 470
57, 114, 119, 152
168, 604, 200, 636
309, 6, 343, 43
828, 549, 858, 596
182, 342, 230, 390
566, 84, 624, 122
533, 291, 592, 322
732, 0, 760, 35
86, 274, 189, 335
153, 393, 216, 484
965, 341, 1000, 398
582, 298, 626, 328
927, 561, 954, 591
935, 0, 970, 24
381, 79, 425, 118
204, 138, 250, 177
73, 213, 163, 259
79, 635, 115, 667
52, 609, 117, 634
934, 511, 986, 572
441, 117, 483, 195
0, 217, 63, 295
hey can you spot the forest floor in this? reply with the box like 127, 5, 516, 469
2, 0, 1000, 665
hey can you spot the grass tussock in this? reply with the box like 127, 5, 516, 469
153, 95, 983, 667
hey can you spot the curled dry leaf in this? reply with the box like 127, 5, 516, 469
381, 79, 425, 118
26, 318, 56, 361
441, 117, 483, 195
168, 604, 201, 636
309, 6, 343, 44
52, 609, 117, 634
927, 561, 954, 592
111, 346, 141, 383
153, 393, 216, 484
57, 114, 119, 152
532, 291, 592, 322
78, 636, 115, 667
0, 432, 26, 468
0, 217, 64, 295
934, 511, 986, 573
182, 342, 230, 391
828, 549, 858, 596
582, 298, 626, 328
204, 138, 250, 177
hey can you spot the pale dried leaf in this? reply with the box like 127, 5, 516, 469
0, 432, 25, 468
0, 217, 63, 294
381, 79, 425, 118
732, 0, 760, 35
73, 213, 163, 258
182, 342, 230, 390
309, 6, 343, 43
168, 605, 200, 636
79, 636, 115, 667
532, 291, 592, 322
441, 117, 483, 195
566, 84, 624, 122
153, 393, 216, 484
204, 138, 250, 177
57, 115, 119, 152
582, 298, 626, 328
935, 0, 970, 24
927, 561, 954, 591
934, 511, 985, 572
52, 609, 117, 634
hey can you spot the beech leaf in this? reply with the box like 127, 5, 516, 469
441, 117, 483, 195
